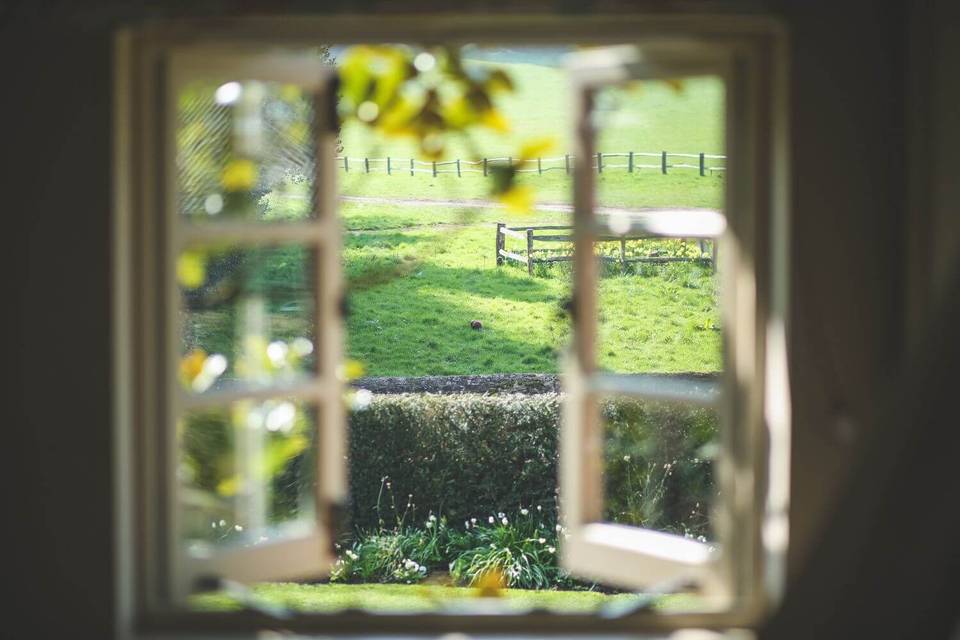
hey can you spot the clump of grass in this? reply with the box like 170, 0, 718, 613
330, 479, 581, 590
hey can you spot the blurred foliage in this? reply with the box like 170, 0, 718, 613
338, 45, 538, 210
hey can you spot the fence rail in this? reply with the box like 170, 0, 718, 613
495, 222, 717, 276
336, 151, 726, 178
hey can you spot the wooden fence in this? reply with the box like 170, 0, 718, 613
336, 151, 726, 178
496, 223, 717, 276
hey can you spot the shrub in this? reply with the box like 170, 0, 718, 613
348, 394, 561, 531
347, 393, 717, 538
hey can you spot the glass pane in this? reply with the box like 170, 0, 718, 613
590, 76, 725, 374
179, 399, 317, 555
178, 245, 317, 392
600, 394, 719, 544
176, 79, 315, 221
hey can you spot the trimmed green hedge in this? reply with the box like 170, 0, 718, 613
347, 393, 716, 537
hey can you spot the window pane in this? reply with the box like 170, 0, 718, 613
177, 79, 315, 221
179, 399, 317, 554
599, 393, 719, 543
178, 245, 317, 392
589, 77, 724, 374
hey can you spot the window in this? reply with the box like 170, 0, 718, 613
116, 15, 789, 635
560, 43, 791, 618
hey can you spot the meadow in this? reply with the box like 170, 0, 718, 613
332, 56, 725, 376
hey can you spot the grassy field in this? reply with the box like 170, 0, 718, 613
184, 54, 725, 378
191, 581, 697, 614
341, 59, 725, 161
297, 55, 724, 376
340, 202, 721, 377
337, 59, 725, 208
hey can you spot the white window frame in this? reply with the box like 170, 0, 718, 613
114, 14, 789, 637
124, 43, 346, 611
559, 41, 791, 618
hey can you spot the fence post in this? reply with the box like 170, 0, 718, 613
565, 154, 570, 175
628, 151, 634, 173
620, 238, 627, 270
364, 157, 370, 173
661, 151, 668, 174
410, 158, 414, 176
496, 223, 505, 266
699, 152, 705, 177
537, 157, 542, 174
387, 156, 391, 175
526, 228, 535, 276
597, 152, 603, 174
344, 156, 349, 172
456, 158, 461, 177
483, 158, 488, 176
432, 161, 437, 177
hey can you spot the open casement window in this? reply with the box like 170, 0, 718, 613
560, 42, 789, 617
152, 48, 344, 605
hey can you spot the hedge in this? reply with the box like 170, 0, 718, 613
347, 393, 717, 537
180, 392, 718, 542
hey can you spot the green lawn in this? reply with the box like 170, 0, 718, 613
184, 54, 725, 378
337, 58, 726, 209
191, 581, 696, 614
341, 59, 725, 161
341, 202, 721, 377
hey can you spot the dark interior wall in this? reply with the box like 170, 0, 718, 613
5, 11, 115, 640
4, 2, 940, 638
779, 0, 907, 575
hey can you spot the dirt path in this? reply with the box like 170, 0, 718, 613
340, 194, 718, 217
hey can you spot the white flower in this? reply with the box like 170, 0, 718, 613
234, 524, 244, 532
470, 518, 477, 524
547, 546, 556, 554
623, 455, 631, 462
555, 524, 562, 532
464, 520, 471, 529
538, 538, 546, 544
498, 512, 505, 518
536, 505, 542, 512
488, 516, 495, 524
426, 521, 434, 529
501, 517, 508, 525
428, 514, 437, 521
520, 508, 529, 516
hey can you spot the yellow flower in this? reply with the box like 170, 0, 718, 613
220, 159, 259, 192
339, 359, 366, 382
518, 136, 555, 160
179, 349, 207, 386
474, 568, 506, 597
176, 251, 206, 289
497, 185, 534, 215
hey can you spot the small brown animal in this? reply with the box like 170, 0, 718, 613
470, 320, 483, 330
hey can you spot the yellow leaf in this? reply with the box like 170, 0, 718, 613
287, 121, 308, 145
340, 359, 366, 381
518, 136, 556, 161
179, 349, 207, 386
220, 159, 259, 192
663, 78, 685, 93
280, 84, 302, 103
481, 109, 510, 134
498, 185, 534, 215
216, 474, 240, 497
176, 251, 207, 289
